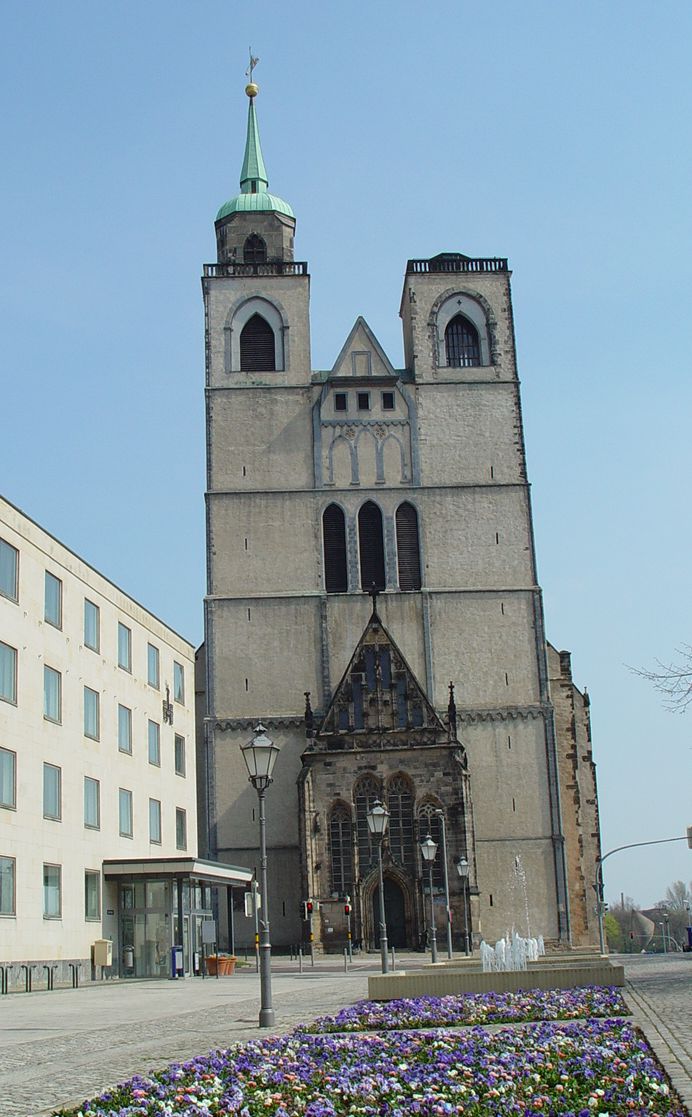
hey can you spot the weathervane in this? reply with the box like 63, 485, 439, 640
246, 49, 259, 81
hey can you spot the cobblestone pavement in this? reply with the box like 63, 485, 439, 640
620, 953, 692, 1112
0, 953, 689, 1117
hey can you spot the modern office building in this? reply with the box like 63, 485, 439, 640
0, 494, 250, 987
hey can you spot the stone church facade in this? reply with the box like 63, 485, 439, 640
198, 82, 601, 953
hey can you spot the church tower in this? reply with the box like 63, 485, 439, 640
202, 80, 585, 952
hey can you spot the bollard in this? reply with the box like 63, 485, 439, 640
69, 962, 80, 989
0, 965, 10, 995
343, 948, 348, 973
298, 948, 303, 974
310, 941, 314, 967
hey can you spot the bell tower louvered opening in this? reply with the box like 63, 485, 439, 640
243, 234, 267, 264
323, 504, 348, 593
445, 314, 480, 367
358, 501, 385, 591
396, 502, 422, 590
240, 313, 275, 371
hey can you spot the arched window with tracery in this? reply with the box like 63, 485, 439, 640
240, 313, 275, 372
396, 502, 422, 590
329, 803, 353, 896
323, 504, 348, 593
354, 775, 381, 877
418, 802, 444, 889
387, 775, 415, 871
243, 234, 267, 264
445, 315, 480, 367
358, 501, 385, 591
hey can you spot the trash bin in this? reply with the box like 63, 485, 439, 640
123, 945, 134, 972
170, 944, 184, 979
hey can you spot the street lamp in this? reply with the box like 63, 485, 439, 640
241, 723, 281, 1028
367, 799, 390, 974
434, 809, 453, 959
420, 833, 439, 963
456, 856, 470, 955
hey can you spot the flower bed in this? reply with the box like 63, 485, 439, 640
303, 985, 628, 1033
56, 1018, 686, 1117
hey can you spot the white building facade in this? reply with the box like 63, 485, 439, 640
0, 495, 249, 987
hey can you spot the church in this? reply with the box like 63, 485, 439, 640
198, 78, 601, 954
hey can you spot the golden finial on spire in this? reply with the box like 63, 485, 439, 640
245, 48, 259, 98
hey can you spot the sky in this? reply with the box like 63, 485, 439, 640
1, 0, 691, 912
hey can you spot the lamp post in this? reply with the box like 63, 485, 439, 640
434, 809, 453, 959
367, 800, 390, 974
241, 723, 280, 1028
456, 856, 470, 955
420, 834, 439, 964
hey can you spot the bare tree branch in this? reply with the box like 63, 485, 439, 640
630, 645, 692, 712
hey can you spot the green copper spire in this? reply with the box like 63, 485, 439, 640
215, 79, 294, 222
239, 94, 269, 194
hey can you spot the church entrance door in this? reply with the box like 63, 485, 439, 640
373, 879, 407, 948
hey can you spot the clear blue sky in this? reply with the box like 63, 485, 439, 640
1, 1, 690, 912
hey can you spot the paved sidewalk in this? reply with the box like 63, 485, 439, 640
619, 953, 692, 1112
0, 952, 689, 1117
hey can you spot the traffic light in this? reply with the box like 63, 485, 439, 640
301, 900, 313, 920
344, 902, 352, 916
687, 825, 692, 849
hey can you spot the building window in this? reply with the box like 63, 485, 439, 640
358, 501, 385, 591
445, 315, 481, 367
43, 863, 61, 919
173, 662, 185, 704
354, 775, 381, 877
240, 314, 275, 372
84, 870, 101, 920
0, 642, 17, 705
329, 804, 353, 896
149, 798, 162, 844
387, 775, 415, 871
0, 855, 15, 916
118, 704, 132, 754
84, 776, 100, 829
118, 623, 132, 672
175, 807, 187, 851
0, 539, 18, 602
243, 234, 267, 264
84, 599, 100, 652
382, 391, 395, 411
418, 803, 444, 889
84, 686, 100, 740
0, 748, 16, 809
334, 392, 348, 413
44, 572, 62, 629
43, 763, 61, 821
174, 734, 186, 777
44, 666, 61, 723
357, 392, 370, 411
323, 504, 348, 593
148, 720, 160, 766
147, 644, 160, 689
395, 502, 422, 591
119, 788, 133, 838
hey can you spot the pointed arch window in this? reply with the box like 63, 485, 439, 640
329, 803, 353, 895
240, 314, 275, 372
418, 802, 444, 889
354, 776, 381, 877
396, 503, 422, 590
387, 775, 415, 871
445, 315, 480, 367
243, 234, 267, 265
323, 504, 348, 593
358, 502, 385, 591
